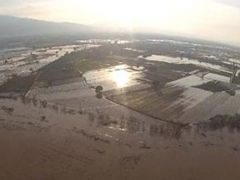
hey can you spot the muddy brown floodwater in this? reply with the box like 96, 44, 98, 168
0, 96, 240, 180
1, 47, 240, 179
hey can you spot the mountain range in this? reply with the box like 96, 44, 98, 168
0, 15, 92, 38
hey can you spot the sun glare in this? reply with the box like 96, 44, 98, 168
82, 0, 200, 30
111, 69, 130, 88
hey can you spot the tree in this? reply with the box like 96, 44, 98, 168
95, 86, 103, 93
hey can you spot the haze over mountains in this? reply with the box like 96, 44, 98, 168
0, 15, 92, 38
0, 15, 239, 51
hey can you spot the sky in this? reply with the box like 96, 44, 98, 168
0, 0, 240, 45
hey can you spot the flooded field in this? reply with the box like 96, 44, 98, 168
1, 39, 240, 179
145, 55, 230, 73
84, 64, 144, 90
12, 43, 240, 125
0, 94, 240, 180
0, 44, 99, 85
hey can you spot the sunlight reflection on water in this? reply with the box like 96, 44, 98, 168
84, 64, 143, 91
111, 68, 130, 88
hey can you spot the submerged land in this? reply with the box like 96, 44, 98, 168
1, 38, 240, 179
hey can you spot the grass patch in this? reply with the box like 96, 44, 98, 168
106, 86, 185, 122
36, 47, 122, 85
0, 74, 37, 94
194, 81, 229, 93
198, 114, 240, 132
73, 58, 121, 73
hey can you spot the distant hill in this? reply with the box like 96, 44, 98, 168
0, 15, 238, 50
0, 15, 92, 38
